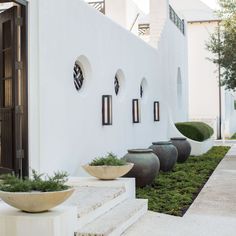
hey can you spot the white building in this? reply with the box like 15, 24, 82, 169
0, 0, 188, 177
170, 0, 236, 138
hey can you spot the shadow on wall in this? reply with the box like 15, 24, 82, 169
177, 67, 182, 108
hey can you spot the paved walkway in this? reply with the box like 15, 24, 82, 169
124, 145, 236, 236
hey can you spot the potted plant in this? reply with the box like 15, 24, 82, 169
83, 153, 134, 180
122, 149, 160, 187
0, 170, 74, 213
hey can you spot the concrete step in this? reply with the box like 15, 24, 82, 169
64, 186, 127, 229
123, 211, 236, 236
122, 211, 182, 236
76, 199, 148, 236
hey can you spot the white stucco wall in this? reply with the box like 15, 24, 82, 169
149, 0, 188, 122
160, 20, 188, 123
104, 0, 127, 28
187, 22, 219, 120
223, 92, 236, 137
105, 0, 143, 35
27, 0, 188, 175
28, 0, 40, 172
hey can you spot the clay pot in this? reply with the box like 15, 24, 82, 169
149, 141, 178, 172
0, 188, 74, 213
122, 149, 160, 187
83, 163, 134, 180
170, 137, 191, 163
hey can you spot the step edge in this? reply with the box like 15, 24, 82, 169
77, 192, 129, 230
76, 199, 148, 236
77, 187, 126, 217
111, 201, 148, 236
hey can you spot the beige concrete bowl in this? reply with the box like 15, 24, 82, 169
0, 188, 74, 213
83, 163, 134, 180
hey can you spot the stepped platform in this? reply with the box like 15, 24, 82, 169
0, 177, 147, 236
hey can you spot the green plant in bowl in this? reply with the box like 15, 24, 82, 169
0, 170, 70, 192
83, 153, 133, 180
0, 170, 74, 213
89, 153, 127, 166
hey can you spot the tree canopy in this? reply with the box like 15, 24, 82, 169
207, 0, 236, 90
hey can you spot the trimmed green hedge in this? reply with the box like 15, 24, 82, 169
230, 133, 236, 139
175, 122, 214, 142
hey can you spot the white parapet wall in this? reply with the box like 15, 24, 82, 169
27, 0, 188, 175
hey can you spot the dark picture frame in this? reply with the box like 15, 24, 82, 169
102, 95, 112, 125
132, 99, 140, 123
154, 101, 160, 122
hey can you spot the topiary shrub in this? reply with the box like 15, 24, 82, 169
230, 133, 236, 139
175, 122, 214, 142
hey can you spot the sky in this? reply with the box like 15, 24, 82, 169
201, 0, 219, 9
133, 0, 219, 14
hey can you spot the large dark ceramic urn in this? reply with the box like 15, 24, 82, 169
149, 141, 178, 172
170, 137, 191, 163
123, 149, 160, 187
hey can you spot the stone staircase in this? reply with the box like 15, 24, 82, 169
65, 177, 148, 236
77, 199, 147, 236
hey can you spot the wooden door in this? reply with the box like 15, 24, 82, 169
0, 6, 19, 175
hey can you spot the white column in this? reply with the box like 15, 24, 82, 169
149, 0, 169, 47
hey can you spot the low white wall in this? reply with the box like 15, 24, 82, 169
28, 0, 188, 175
168, 111, 213, 155
190, 138, 214, 156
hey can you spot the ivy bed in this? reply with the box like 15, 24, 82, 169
136, 146, 230, 216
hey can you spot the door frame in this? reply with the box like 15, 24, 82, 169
0, 0, 28, 176
0, 0, 26, 5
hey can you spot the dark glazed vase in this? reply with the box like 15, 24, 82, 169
149, 142, 178, 172
123, 149, 160, 187
170, 137, 191, 163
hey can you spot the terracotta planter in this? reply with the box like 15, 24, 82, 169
122, 149, 160, 187
149, 141, 178, 172
170, 137, 191, 163
0, 188, 74, 213
83, 163, 134, 180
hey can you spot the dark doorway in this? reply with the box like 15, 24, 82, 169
0, 1, 28, 177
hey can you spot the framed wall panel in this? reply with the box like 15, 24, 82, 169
132, 99, 140, 123
154, 101, 160, 121
102, 95, 112, 125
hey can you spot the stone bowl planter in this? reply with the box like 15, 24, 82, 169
122, 149, 160, 187
170, 137, 191, 163
149, 141, 178, 172
0, 188, 74, 213
82, 163, 134, 180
